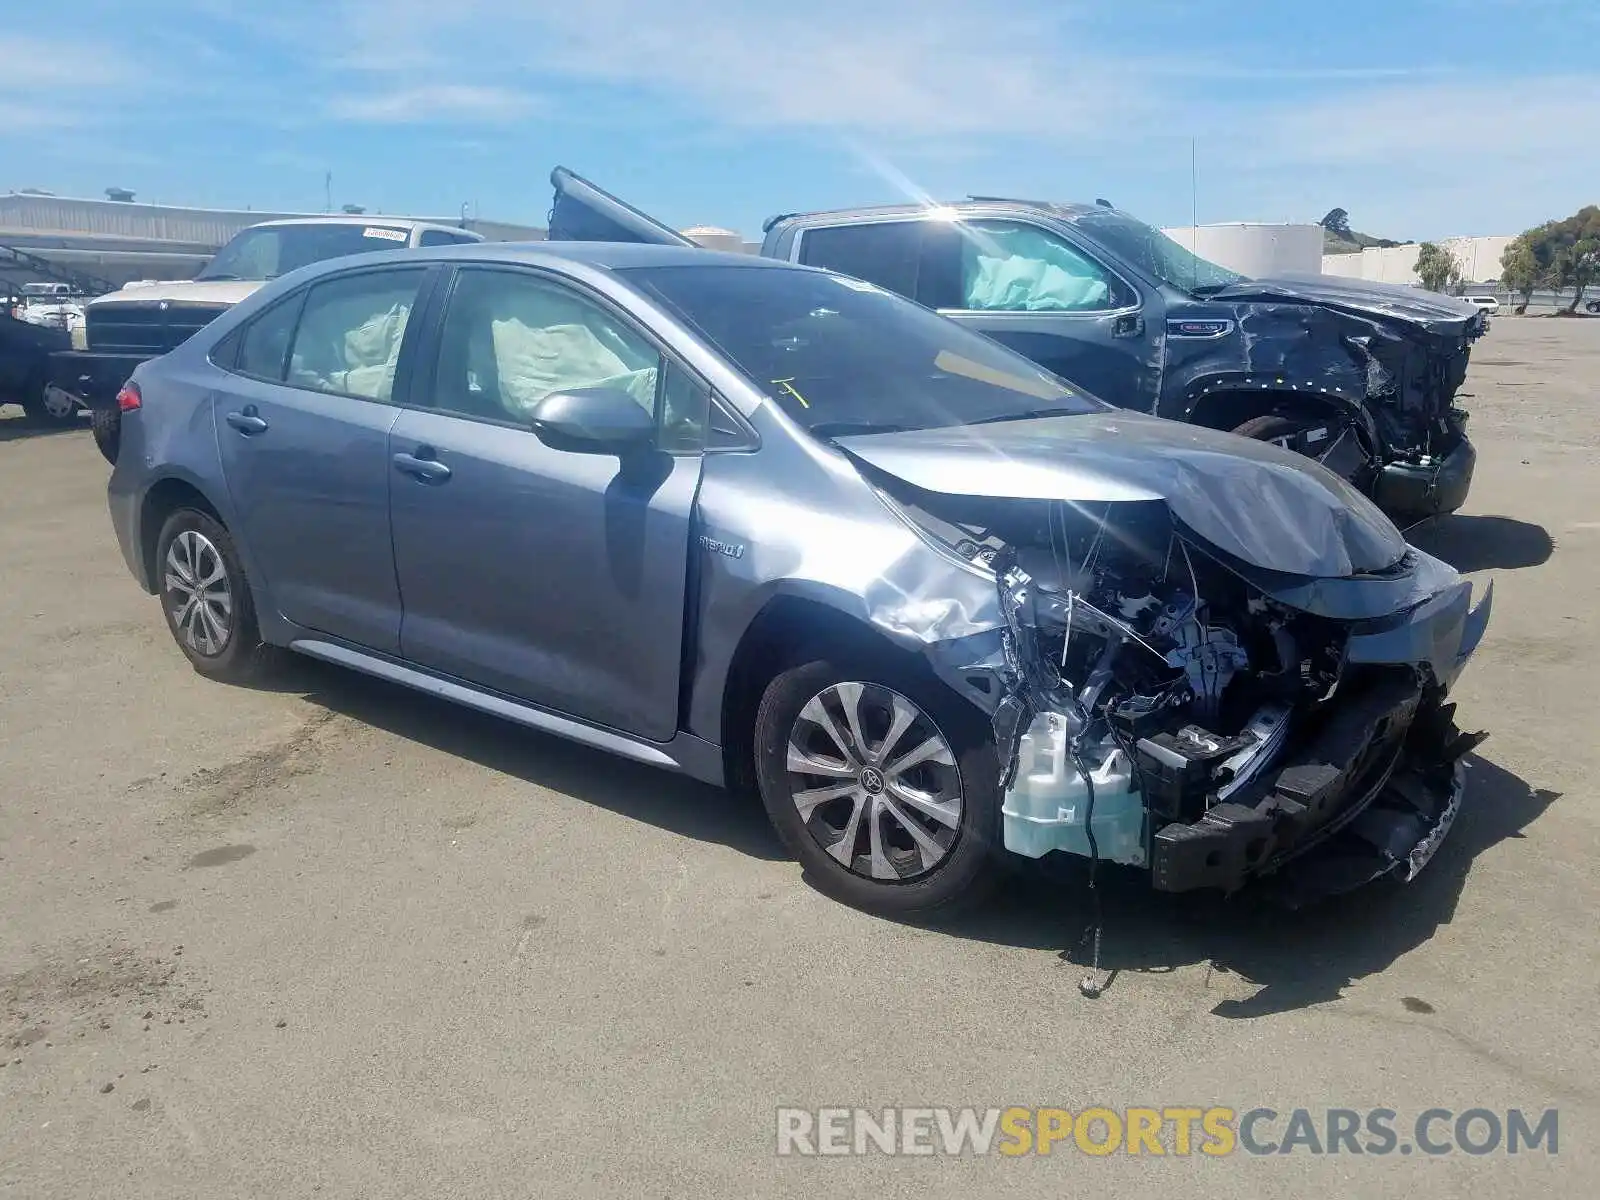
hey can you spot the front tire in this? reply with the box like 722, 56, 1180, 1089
753, 655, 1001, 917
1232, 412, 1372, 487
155, 508, 274, 683
91, 405, 121, 464
21, 381, 80, 427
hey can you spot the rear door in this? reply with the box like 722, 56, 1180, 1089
387, 264, 705, 740
213, 265, 431, 651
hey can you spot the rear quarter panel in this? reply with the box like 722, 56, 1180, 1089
109, 353, 241, 594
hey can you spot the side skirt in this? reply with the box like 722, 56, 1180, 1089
288, 638, 725, 787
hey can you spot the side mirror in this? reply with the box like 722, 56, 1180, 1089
529, 387, 655, 455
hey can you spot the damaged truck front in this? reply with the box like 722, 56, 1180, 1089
550, 166, 1486, 522
821, 413, 1491, 905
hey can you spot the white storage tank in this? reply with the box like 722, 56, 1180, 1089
1159, 222, 1323, 277
680, 225, 746, 253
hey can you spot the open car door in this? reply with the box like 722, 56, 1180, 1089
547, 167, 697, 247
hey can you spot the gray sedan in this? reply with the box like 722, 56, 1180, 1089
108, 242, 1491, 915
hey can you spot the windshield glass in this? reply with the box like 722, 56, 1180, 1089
620, 264, 1106, 434
197, 224, 411, 281
1071, 209, 1245, 294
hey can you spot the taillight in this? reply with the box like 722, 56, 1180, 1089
116, 382, 142, 412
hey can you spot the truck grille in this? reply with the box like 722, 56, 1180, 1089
85, 302, 230, 355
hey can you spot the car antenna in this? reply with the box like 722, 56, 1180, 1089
1190, 136, 1199, 293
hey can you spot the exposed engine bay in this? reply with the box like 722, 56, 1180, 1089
891, 487, 1488, 902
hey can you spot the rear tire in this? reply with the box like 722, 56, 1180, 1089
752, 654, 1001, 917
155, 508, 275, 684
91, 406, 121, 465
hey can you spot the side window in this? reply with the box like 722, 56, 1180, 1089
707, 396, 755, 451
430, 267, 662, 428
419, 228, 477, 247
796, 222, 924, 299
957, 221, 1126, 313
286, 269, 425, 402
657, 361, 709, 454
234, 293, 304, 380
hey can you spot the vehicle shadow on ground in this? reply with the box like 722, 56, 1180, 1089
280, 655, 788, 861
259, 659, 1554, 1016
1408, 514, 1555, 571
0, 410, 84, 443
913, 753, 1557, 1018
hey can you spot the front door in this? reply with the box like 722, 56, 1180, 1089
920, 218, 1156, 408
388, 265, 703, 741
213, 266, 430, 651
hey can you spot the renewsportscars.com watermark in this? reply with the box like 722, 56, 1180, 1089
776, 1106, 1559, 1158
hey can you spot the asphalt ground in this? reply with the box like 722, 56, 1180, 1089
2, 316, 1597, 1197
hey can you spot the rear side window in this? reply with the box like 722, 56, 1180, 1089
286, 269, 426, 402
419, 229, 479, 247
235, 294, 303, 380
797, 222, 925, 299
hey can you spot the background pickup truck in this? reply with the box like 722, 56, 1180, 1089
548, 168, 1487, 521
52, 216, 484, 463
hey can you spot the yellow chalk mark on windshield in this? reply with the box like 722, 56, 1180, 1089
772, 377, 810, 408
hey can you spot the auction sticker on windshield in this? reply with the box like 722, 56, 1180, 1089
362, 227, 408, 242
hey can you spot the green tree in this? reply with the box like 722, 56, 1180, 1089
1319, 207, 1352, 238
1500, 236, 1542, 312
1415, 242, 1464, 294
1548, 207, 1600, 311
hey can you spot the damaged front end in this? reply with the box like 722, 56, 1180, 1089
873, 471, 1491, 904
1198, 277, 1487, 519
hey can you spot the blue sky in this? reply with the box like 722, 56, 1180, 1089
3, 0, 1595, 240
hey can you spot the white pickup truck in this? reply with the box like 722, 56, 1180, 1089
50, 216, 483, 462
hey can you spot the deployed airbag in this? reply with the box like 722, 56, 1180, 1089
962, 224, 1111, 312
491, 319, 656, 416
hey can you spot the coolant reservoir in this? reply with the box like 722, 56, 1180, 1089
1001, 712, 1146, 865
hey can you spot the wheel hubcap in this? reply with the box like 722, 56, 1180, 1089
785, 682, 963, 882
164, 530, 233, 656
42, 386, 77, 418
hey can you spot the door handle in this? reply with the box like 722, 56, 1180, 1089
1111, 313, 1145, 339
393, 450, 452, 484
225, 409, 269, 435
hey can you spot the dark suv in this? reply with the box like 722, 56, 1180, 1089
550, 170, 1486, 521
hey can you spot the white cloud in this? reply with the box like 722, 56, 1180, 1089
0, 34, 133, 133
328, 84, 539, 124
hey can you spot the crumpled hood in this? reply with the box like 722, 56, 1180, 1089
88, 280, 263, 308
1210, 273, 1481, 337
836, 411, 1408, 578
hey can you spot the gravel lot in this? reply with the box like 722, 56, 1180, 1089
2, 318, 1597, 1198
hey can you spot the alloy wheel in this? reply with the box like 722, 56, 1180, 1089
784, 682, 963, 882
164, 530, 234, 657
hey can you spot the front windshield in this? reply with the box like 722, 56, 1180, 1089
621, 264, 1106, 434
197, 224, 411, 281
1071, 209, 1245, 294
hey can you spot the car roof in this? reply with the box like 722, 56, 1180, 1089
247, 215, 482, 236
769, 198, 1105, 227
382, 240, 795, 271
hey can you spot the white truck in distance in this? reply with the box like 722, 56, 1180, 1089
50, 216, 483, 462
